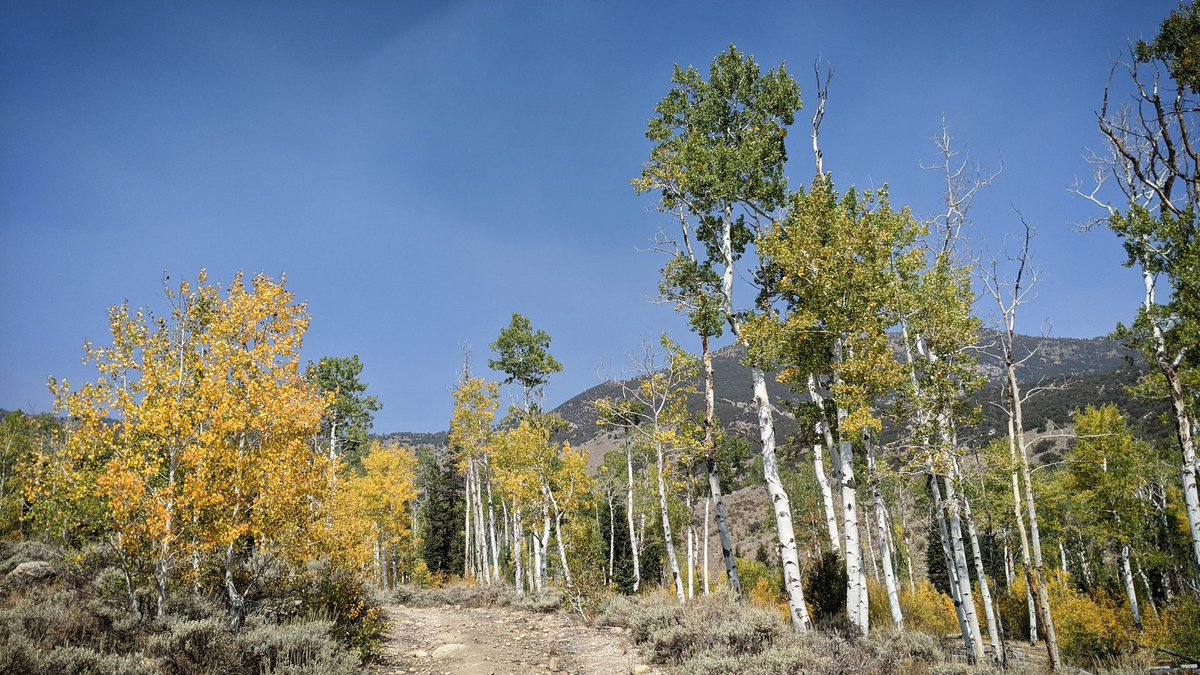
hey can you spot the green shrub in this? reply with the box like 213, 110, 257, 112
805, 551, 847, 624
645, 595, 782, 664
237, 620, 357, 675
299, 559, 389, 662
2, 642, 155, 675
147, 616, 241, 674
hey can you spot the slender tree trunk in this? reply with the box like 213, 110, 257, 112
514, 509, 525, 595
866, 433, 904, 631
865, 512, 880, 582
1004, 539, 1013, 588
655, 439, 685, 604
932, 474, 978, 662
830, 341, 867, 635
626, 428, 640, 593
752, 365, 813, 630
691, 497, 700, 595
814, 443, 841, 555
1009, 367, 1061, 670
942, 474, 985, 662
473, 461, 490, 584
719, 201, 809, 630
1059, 541, 1068, 576
833, 434, 867, 634
464, 463, 473, 579
963, 490, 1001, 657
807, 375, 841, 554
224, 543, 247, 631
1141, 265, 1200, 578
1119, 545, 1142, 631
539, 508, 551, 586
703, 496, 711, 595
548, 491, 574, 591
607, 493, 616, 585
905, 529, 917, 594
702, 333, 742, 601
486, 468, 500, 584
1007, 401, 1039, 647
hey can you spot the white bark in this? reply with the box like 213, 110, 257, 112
1119, 545, 1142, 631
625, 428, 641, 593
720, 202, 810, 630
702, 335, 742, 600
932, 474, 978, 661
656, 438, 685, 604
807, 375, 841, 554
691, 497, 700, 595
831, 341, 867, 635
703, 497, 711, 595
866, 433, 904, 631
942, 474, 985, 663
486, 467, 500, 584
961, 485, 1001, 655
513, 510, 525, 595
753, 366, 813, 629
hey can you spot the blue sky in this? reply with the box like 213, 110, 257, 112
0, 1, 1175, 432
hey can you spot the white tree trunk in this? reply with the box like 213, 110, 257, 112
656, 439, 685, 604
539, 507, 551, 588
834, 436, 867, 635
607, 493, 616, 585
626, 429, 641, 593
550, 498, 574, 591
752, 366, 813, 630
486, 469, 500, 584
703, 496, 711, 595
807, 375, 841, 554
513, 510, 525, 595
942, 474, 985, 662
464, 463, 473, 579
1009, 366, 1061, 670
473, 461, 490, 584
932, 474, 978, 661
703, 328, 741, 601
814, 443, 841, 555
1119, 545, 1142, 631
687, 507, 695, 599
1141, 265, 1200, 576
962, 488, 1001, 655
866, 434, 903, 631
719, 203, 809, 629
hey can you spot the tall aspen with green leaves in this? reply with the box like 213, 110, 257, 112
637, 44, 812, 630
750, 180, 923, 635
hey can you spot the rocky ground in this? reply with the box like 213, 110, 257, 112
374, 601, 656, 675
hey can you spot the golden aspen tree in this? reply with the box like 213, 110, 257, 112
340, 441, 420, 587
448, 375, 500, 583
48, 271, 331, 629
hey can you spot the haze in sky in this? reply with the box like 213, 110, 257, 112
0, 1, 1176, 432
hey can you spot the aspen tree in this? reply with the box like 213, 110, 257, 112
1076, 5, 1200, 579
638, 45, 812, 630
753, 181, 923, 635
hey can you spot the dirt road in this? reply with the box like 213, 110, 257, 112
374, 602, 652, 675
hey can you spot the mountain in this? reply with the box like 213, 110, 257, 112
548, 331, 1168, 471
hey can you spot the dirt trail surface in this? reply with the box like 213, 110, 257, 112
374, 602, 654, 675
